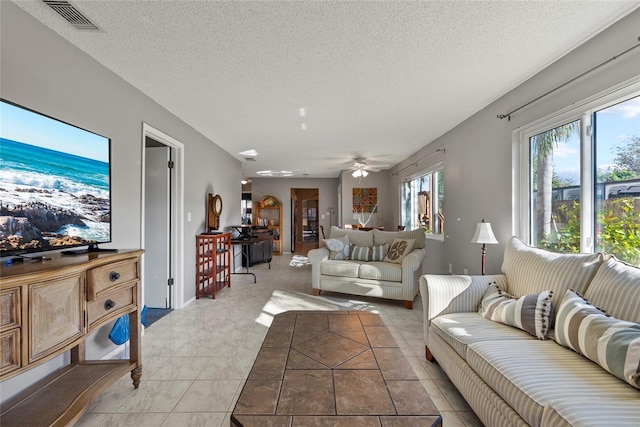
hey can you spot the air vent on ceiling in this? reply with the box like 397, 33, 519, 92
245, 158, 256, 162
42, 0, 100, 31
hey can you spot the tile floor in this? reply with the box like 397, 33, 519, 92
76, 255, 484, 427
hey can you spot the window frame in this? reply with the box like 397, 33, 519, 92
513, 77, 640, 252
400, 162, 444, 239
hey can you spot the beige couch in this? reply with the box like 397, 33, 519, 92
308, 226, 426, 309
419, 236, 640, 426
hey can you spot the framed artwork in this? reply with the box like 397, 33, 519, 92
353, 187, 377, 213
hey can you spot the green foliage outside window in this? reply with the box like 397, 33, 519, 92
539, 198, 640, 265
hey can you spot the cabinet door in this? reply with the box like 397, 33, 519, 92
29, 273, 84, 363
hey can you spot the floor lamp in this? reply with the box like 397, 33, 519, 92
471, 219, 498, 275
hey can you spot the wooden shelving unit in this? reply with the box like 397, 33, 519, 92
195, 233, 231, 299
254, 195, 282, 255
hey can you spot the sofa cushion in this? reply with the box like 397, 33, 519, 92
466, 340, 639, 427
373, 227, 426, 249
501, 236, 602, 297
320, 260, 361, 278
383, 238, 415, 264
349, 244, 371, 261
330, 226, 374, 247
479, 282, 553, 339
370, 243, 390, 261
584, 255, 640, 323
431, 312, 535, 359
554, 289, 640, 389
324, 235, 350, 260
358, 261, 402, 282
542, 396, 640, 427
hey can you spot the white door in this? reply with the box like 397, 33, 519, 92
144, 145, 171, 308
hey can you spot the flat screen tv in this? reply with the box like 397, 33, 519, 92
0, 99, 112, 257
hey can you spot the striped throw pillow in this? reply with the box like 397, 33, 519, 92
349, 245, 371, 261
554, 289, 640, 389
370, 244, 390, 261
479, 282, 553, 339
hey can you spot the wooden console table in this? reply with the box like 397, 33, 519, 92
0, 249, 144, 426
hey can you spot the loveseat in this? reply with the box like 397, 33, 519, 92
308, 226, 426, 308
419, 236, 640, 426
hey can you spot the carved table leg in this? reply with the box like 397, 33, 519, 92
131, 366, 143, 389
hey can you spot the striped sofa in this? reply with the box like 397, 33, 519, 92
308, 226, 426, 309
420, 236, 640, 427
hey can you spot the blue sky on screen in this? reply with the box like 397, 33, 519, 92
0, 101, 109, 163
552, 96, 640, 184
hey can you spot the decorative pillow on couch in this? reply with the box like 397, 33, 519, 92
383, 238, 415, 264
479, 282, 553, 339
349, 244, 371, 261
370, 243, 390, 261
323, 235, 350, 260
555, 289, 640, 389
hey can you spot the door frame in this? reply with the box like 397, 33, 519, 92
141, 123, 185, 309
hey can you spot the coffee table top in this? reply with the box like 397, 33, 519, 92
232, 310, 441, 427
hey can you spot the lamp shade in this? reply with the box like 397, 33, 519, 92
471, 220, 498, 244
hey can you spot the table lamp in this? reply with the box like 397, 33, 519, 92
471, 219, 498, 275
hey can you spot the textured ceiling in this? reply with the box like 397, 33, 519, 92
12, 1, 639, 178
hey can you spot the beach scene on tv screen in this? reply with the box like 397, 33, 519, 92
0, 101, 110, 253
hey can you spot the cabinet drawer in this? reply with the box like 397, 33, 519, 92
0, 328, 20, 376
0, 288, 20, 330
87, 284, 135, 330
87, 259, 139, 301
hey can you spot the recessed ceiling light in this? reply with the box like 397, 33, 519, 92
299, 108, 306, 117
239, 149, 258, 157
256, 170, 294, 177
301, 123, 307, 130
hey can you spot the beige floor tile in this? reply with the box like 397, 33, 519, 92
160, 412, 226, 427
419, 379, 454, 412
458, 410, 485, 427
73, 412, 110, 427
440, 411, 467, 427
435, 378, 473, 411
116, 380, 192, 413
148, 356, 211, 380
102, 412, 169, 426
196, 356, 254, 380
173, 379, 242, 412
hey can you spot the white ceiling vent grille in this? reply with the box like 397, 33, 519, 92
42, 1, 100, 31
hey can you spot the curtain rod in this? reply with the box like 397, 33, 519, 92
497, 37, 640, 121
392, 148, 445, 176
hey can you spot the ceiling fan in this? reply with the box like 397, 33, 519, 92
346, 158, 389, 178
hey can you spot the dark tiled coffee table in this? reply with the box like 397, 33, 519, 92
231, 311, 441, 427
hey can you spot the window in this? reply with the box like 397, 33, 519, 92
401, 168, 444, 234
518, 92, 640, 266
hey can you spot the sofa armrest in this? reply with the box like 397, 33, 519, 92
419, 274, 507, 347
308, 247, 329, 289
401, 248, 426, 301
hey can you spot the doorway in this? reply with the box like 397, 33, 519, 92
291, 188, 319, 255
141, 124, 185, 316
144, 138, 171, 309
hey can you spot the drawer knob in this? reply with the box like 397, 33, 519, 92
104, 299, 116, 310
109, 271, 121, 282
